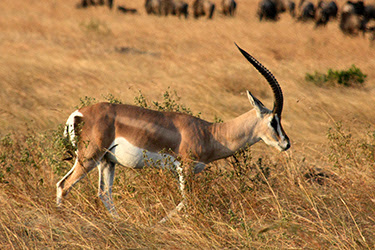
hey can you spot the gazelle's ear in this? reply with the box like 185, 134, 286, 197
247, 90, 266, 118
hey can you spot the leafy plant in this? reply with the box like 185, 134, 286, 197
214, 115, 224, 123
134, 90, 149, 108
134, 88, 201, 117
103, 93, 123, 104
74, 96, 97, 109
306, 65, 367, 87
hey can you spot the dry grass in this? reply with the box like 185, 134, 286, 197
0, 0, 375, 248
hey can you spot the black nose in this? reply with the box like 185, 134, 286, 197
285, 141, 291, 151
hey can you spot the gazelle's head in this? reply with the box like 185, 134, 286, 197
247, 90, 290, 151
237, 44, 291, 152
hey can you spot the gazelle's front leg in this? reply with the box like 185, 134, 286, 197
56, 157, 98, 206
158, 161, 206, 223
175, 162, 186, 210
56, 159, 78, 206
159, 161, 186, 223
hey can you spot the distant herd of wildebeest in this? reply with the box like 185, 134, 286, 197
76, 0, 375, 41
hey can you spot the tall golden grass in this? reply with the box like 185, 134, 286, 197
0, 0, 375, 248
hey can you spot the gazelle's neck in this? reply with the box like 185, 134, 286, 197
209, 109, 261, 161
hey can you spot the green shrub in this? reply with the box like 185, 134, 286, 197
305, 65, 367, 87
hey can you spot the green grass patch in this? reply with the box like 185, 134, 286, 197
305, 65, 367, 87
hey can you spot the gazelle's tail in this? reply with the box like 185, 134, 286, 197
64, 110, 83, 148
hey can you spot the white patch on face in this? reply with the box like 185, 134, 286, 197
261, 135, 283, 151
263, 115, 289, 151
259, 116, 283, 151
106, 137, 178, 169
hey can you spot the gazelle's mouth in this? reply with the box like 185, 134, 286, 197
280, 141, 291, 151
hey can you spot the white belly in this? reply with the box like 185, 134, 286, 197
106, 137, 177, 169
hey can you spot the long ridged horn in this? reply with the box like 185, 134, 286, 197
235, 43, 284, 117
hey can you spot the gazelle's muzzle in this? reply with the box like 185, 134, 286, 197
279, 133, 290, 151
281, 139, 291, 151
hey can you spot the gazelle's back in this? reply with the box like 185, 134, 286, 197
77, 102, 212, 156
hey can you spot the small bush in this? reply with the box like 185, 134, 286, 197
74, 96, 97, 109
305, 65, 367, 87
103, 93, 123, 104
134, 88, 201, 117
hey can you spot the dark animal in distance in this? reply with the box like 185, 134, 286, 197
361, 4, 375, 33
145, 0, 161, 15
274, 0, 296, 16
297, 0, 316, 21
76, 0, 95, 8
145, 0, 188, 18
340, 1, 365, 35
222, 0, 237, 16
258, 0, 279, 21
257, 0, 295, 21
117, 6, 137, 14
315, 0, 338, 27
364, 4, 375, 22
193, 0, 216, 19
287, 0, 296, 17
160, 0, 173, 16
171, 0, 189, 18
344, 0, 365, 15
76, 0, 113, 9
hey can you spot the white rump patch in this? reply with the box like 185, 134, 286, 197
64, 110, 83, 147
106, 137, 178, 169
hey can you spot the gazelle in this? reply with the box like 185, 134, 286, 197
56, 44, 290, 220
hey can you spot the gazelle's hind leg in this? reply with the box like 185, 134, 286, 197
98, 157, 118, 218
56, 157, 98, 206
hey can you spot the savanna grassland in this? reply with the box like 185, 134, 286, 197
1, 0, 375, 248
